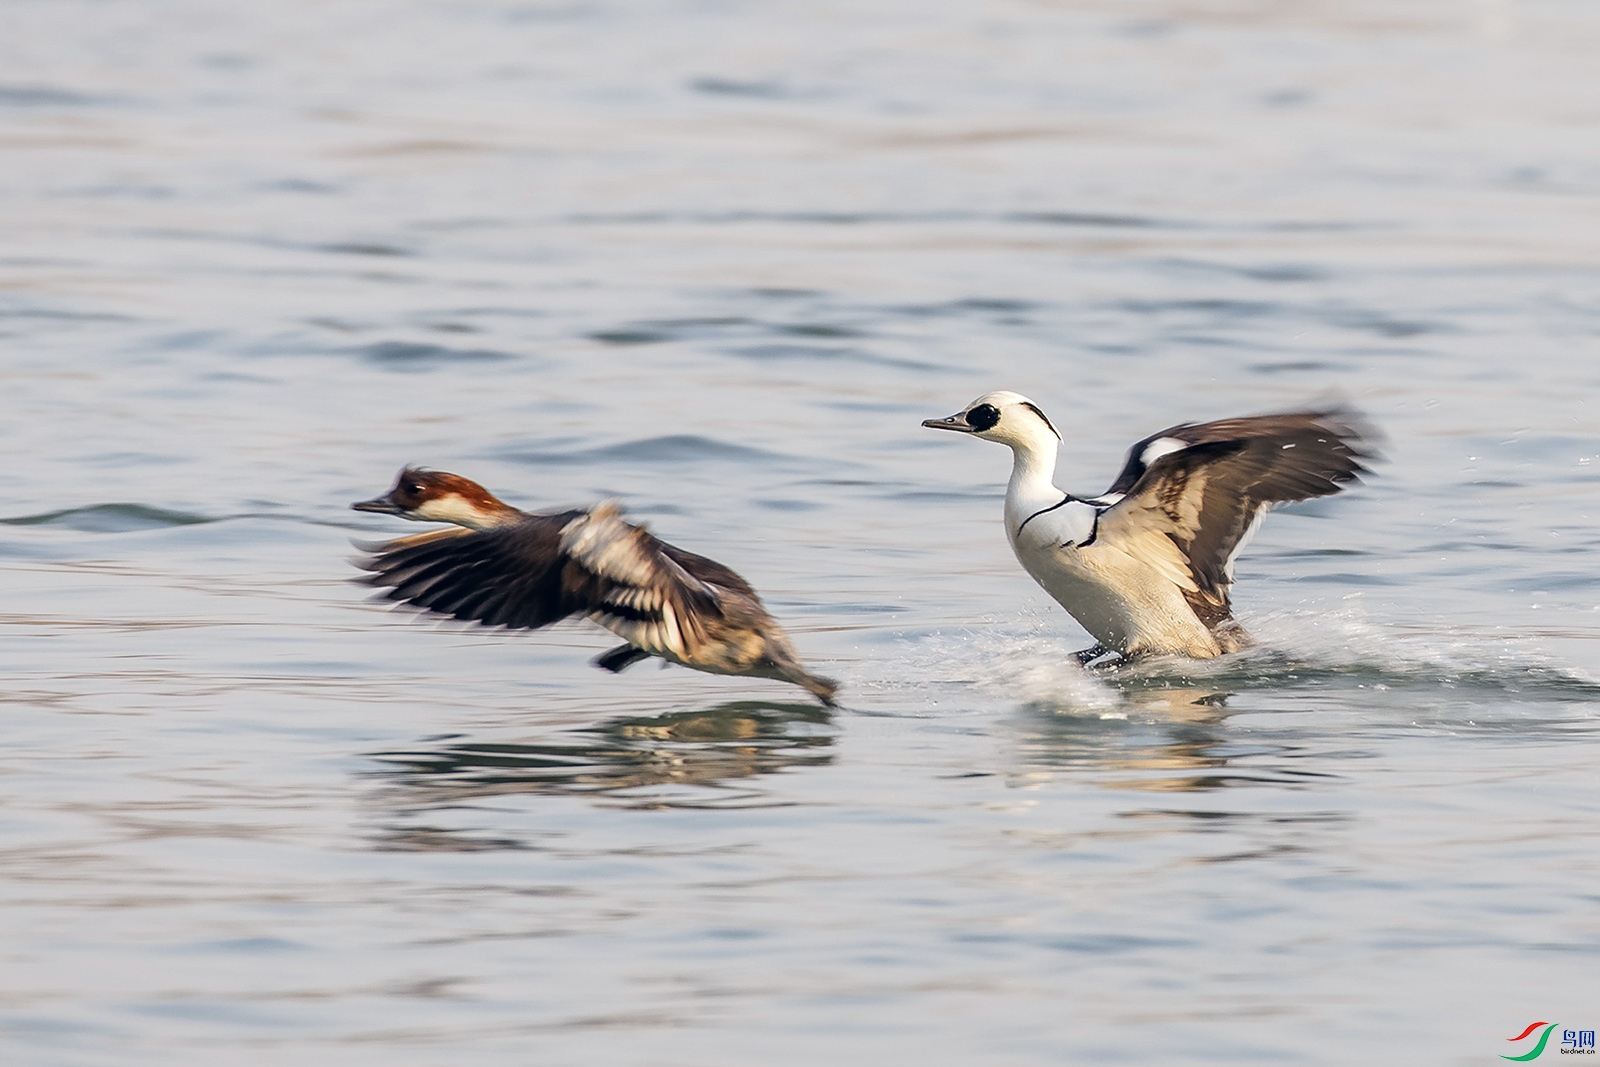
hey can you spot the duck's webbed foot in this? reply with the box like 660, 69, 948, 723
594, 644, 652, 673
1209, 620, 1255, 655
1073, 644, 1125, 668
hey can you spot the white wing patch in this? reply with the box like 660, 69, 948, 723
1140, 437, 1189, 466
560, 501, 711, 662
1223, 504, 1269, 583
560, 502, 658, 586
594, 603, 686, 660
603, 584, 663, 615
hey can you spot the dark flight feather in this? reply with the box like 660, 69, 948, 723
1097, 408, 1377, 620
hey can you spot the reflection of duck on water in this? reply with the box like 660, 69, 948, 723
371, 701, 835, 817
1010, 687, 1274, 793
1119, 686, 1232, 724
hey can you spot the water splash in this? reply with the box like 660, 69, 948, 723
1169, 607, 1600, 698
890, 607, 1600, 713
888, 620, 1123, 715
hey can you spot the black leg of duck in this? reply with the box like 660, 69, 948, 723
594, 644, 652, 673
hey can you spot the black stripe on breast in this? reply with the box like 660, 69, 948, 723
1077, 509, 1103, 549
1016, 495, 1074, 539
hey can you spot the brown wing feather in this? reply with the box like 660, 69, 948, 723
1105, 408, 1375, 498
663, 543, 760, 600
355, 510, 594, 629
354, 500, 832, 700
1099, 408, 1376, 611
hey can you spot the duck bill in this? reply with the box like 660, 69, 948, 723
921, 412, 976, 433
351, 493, 402, 514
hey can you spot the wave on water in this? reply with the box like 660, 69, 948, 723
352, 340, 529, 369
496, 433, 813, 469
729, 342, 948, 373
563, 208, 1175, 228
0, 503, 215, 533
889, 608, 1600, 713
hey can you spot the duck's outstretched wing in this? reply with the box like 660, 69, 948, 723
354, 509, 592, 629
355, 502, 741, 663
1091, 408, 1376, 622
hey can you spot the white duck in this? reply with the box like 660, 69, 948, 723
923, 392, 1375, 662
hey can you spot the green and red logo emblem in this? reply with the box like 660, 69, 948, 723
1503, 1023, 1596, 1060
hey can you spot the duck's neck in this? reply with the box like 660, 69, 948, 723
460, 499, 524, 531
417, 495, 523, 531
1004, 437, 1066, 539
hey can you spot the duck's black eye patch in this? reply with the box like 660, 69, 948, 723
967, 403, 1000, 431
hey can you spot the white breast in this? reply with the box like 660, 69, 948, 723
1008, 502, 1136, 649
1009, 501, 1225, 656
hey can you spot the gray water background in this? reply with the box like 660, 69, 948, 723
2, 1, 1598, 1063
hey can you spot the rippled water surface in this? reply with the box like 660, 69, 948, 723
4, 1, 1599, 1064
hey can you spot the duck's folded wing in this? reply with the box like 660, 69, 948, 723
661, 543, 760, 600
354, 510, 592, 629
1093, 409, 1375, 612
558, 502, 730, 660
